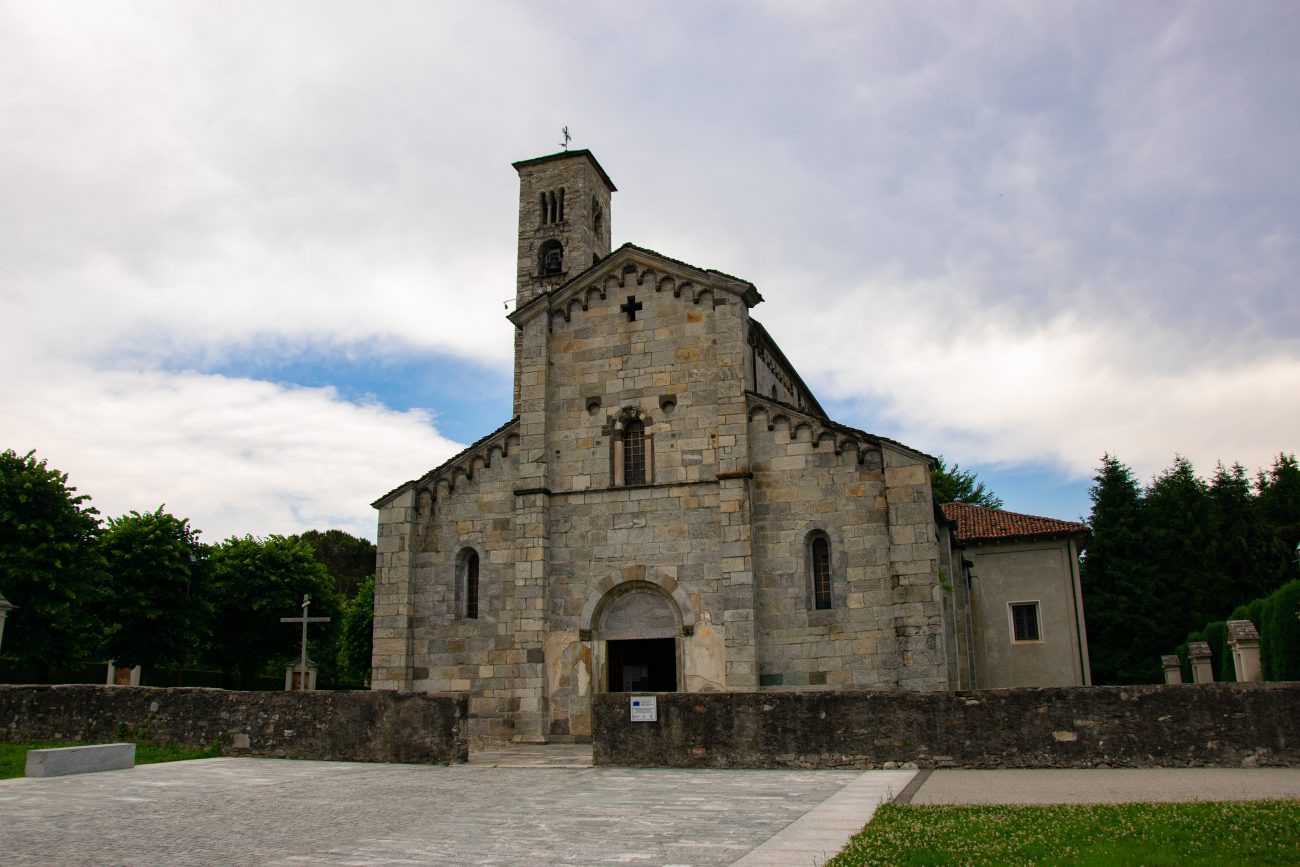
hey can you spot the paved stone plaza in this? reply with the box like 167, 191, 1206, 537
5, 751, 1300, 866
0, 754, 910, 866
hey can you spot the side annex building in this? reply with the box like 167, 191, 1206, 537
371, 149, 1090, 741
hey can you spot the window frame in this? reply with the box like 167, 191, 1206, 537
457, 548, 481, 621
622, 419, 647, 486
806, 531, 834, 611
1008, 600, 1042, 643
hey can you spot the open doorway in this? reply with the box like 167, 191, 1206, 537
606, 637, 677, 692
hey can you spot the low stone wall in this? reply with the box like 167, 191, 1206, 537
593, 684, 1300, 769
0, 685, 468, 764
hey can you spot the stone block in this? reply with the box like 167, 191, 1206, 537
26, 743, 135, 777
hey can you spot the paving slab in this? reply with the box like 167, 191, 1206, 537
904, 767, 1300, 805
0, 757, 895, 866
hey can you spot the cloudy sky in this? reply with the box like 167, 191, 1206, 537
3, 1, 1298, 542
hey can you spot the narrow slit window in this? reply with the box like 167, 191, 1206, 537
811, 536, 832, 610
1010, 602, 1040, 642
465, 551, 480, 620
623, 420, 646, 486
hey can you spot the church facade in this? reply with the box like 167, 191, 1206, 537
371, 150, 1090, 741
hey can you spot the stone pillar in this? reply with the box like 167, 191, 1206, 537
718, 474, 757, 691
1227, 620, 1262, 683
372, 489, 417, 691
1161, 654, 1183, 685
509, 313, 551, 742
884, 456, 947, 690
1187, 641, 1214, 684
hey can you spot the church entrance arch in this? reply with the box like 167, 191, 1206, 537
593, 583, 681, 693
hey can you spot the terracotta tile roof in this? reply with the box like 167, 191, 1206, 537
941, 502, 1088, 543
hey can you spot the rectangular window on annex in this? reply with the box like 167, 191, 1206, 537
1010, 601, 1040, 642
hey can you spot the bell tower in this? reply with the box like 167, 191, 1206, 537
512, 150, 616, 310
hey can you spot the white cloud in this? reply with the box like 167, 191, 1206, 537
1, 359, 460, 541
1, 1, 1297, 531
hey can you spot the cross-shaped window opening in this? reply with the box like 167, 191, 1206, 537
620, 295, 643, 321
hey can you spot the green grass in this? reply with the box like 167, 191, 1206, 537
0, 740, 221, 779
827, 800, 1300, 866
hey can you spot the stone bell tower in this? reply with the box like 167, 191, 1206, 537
512, 150, 616, 310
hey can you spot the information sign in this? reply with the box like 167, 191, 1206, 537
630, 695, 657, 722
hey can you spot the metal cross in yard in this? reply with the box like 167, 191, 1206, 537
620, 295, 643, 322
280, 594, 330, 691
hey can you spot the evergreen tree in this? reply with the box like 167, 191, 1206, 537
1256, 453, 1300, 588
1208, 462, 1273, 606
931, 456, 1004, 508
1080, 454, 1156, 684
0, 449, 105, 680
1144, 455, 1219, 635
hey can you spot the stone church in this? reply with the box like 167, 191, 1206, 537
371, 149, 1090, 741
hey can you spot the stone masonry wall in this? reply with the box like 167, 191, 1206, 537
536, 260, 753, 735
747, 402, 948, 693
0, 685, 468, 764
593, 684, 1300, 769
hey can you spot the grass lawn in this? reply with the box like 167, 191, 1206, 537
0, 740, 220, 780
827, 800, 1300, 866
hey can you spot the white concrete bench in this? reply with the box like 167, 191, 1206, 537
25, 743, 136, 778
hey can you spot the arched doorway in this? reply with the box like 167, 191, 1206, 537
596, 584, 681, 692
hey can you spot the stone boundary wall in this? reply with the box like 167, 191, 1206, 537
0, 686, 468, 764
593, 684, 1300, 769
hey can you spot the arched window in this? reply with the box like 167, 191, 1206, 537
457, 549, 480, 620
623, 420, 646, 486
809, 534, 832, 610
539, 240, 564, 275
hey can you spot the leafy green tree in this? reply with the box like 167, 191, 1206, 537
930, 456, 1004, 509
336, 574, 374, 686
0, 449, 104, 680
1080, 454, 1157, 684
98, 507, 211, 674
294, 529, 376, 599
208, 535, 340, 689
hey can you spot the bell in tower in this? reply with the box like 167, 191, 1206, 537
512, 149, 616, 310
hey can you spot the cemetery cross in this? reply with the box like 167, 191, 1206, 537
280, 594, 330, 690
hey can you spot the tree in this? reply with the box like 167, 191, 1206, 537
208, 535, 340, 689
98, 507, 211, 674
930, 456, 1004, 509
1080, 453, 1157, 684
1208, 462, 1273, 605
294, 529, 376, 599
1143, 455, 1219, 633
336, 574, 374, 686
0, 449, 104, 680
1256, 453, 1300, 589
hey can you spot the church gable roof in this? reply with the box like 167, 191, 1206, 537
509, 243, 762, 327
941, 502, 1088, 543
